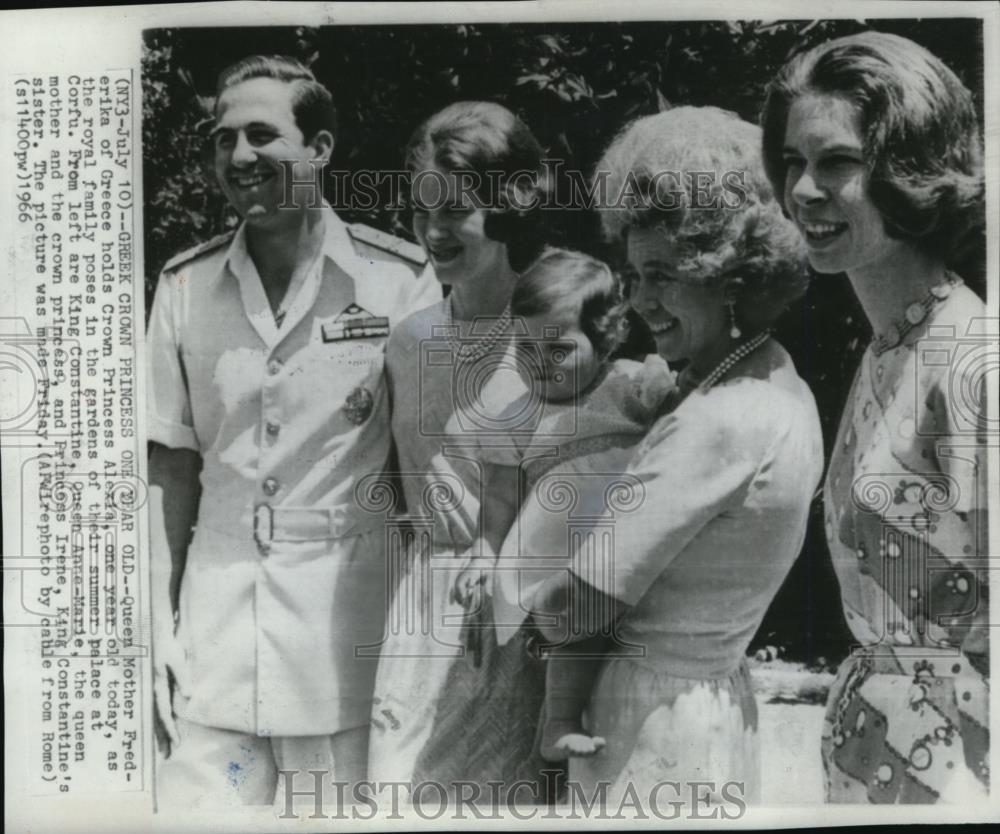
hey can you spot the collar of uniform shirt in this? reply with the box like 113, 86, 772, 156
221, 203, 360, 286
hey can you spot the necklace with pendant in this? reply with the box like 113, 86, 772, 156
871, 273, 963, 356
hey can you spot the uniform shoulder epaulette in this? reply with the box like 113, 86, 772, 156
162, 230, 236, 274
347, 223, 427, 267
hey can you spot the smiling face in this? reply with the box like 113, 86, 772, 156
781, 93, 906, 277
517, 305, 599, 403
212, 77, 331, 230
625, 227, 731, 373
411, 167, 510, 290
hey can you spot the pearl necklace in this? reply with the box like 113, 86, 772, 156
697, 330, 772, 390
871, 273, 963, 356
443, 295, 512, 363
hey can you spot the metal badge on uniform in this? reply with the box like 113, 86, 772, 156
344, 385, 374, 425
321, 303, 390, 342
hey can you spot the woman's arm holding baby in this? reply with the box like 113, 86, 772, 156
530, 571, 627, 644
479, 462, 521, 554
453, 462, 520, 606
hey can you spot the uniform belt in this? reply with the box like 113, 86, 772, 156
252, 503, 378, 553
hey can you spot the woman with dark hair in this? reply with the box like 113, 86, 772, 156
763, 31, 989, 803
367, 101, 552, 793
528, 106, 824, 808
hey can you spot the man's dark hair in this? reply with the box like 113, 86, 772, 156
216, 55, 337, 142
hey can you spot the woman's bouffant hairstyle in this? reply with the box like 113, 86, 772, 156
215, 55, 337, 142
405, 101, 549, 271
511, 248, 628, 361
596, 106, 808, 332
761, 31, 984, 273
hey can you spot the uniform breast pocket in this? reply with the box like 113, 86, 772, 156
304, 337, 387, 421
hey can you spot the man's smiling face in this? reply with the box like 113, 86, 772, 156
212, 77, 330, 229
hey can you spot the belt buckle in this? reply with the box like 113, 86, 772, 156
253, 503, 274, 555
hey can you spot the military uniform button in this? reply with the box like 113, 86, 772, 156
267, 359, 283, 376
262, 477, 280, 496
265, 421, 280, 438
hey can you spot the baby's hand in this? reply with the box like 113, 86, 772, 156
634, 354, 677, 413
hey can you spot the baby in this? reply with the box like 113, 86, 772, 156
453, 248, 674, 760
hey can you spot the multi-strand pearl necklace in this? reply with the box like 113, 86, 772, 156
697, 330, 772, 390
443, 295, 512, 363
871, 273, 963, 356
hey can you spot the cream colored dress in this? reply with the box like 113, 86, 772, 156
367, 300, 549, 793
569, 340, 824, 809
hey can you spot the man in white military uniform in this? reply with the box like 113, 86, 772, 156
147, 55, 439, 806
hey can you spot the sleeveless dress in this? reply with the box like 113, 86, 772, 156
367, 300, 549, 797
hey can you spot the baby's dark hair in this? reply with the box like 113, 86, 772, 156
511, 248, 628, 360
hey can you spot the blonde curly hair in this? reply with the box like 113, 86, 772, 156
595, 106, 808, 330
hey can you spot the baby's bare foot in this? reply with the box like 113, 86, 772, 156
542, 731, 606, 761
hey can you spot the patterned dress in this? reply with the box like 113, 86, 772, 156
822, 284, 990, 802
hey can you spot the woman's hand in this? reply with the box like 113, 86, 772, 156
452, 549, 496, 669
153, 621, 191, 758
452, 554, 491, 609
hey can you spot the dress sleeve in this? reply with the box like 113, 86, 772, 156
928, 352, 989, 658
930, 353, 988, 518
146, 272, 199, 451
571, 393, 765, 605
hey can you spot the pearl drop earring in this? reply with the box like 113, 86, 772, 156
728, 299, 741, 340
